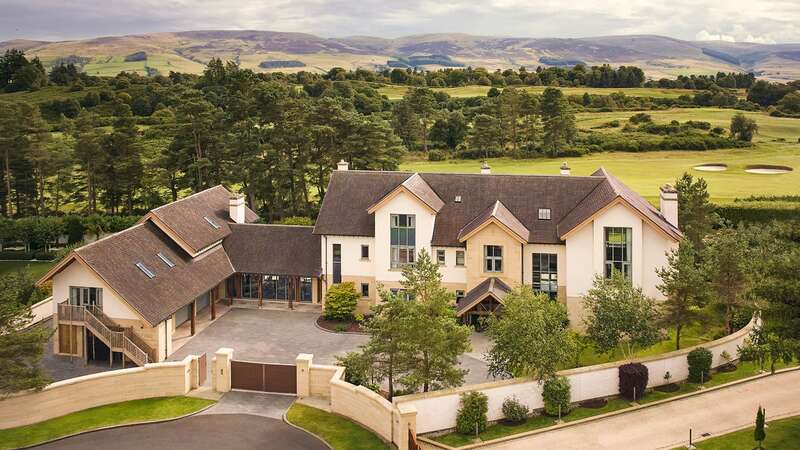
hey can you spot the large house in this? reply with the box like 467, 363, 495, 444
39, 163, 680, 366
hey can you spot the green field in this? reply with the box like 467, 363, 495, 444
0, 396, 215, 449
0, 260, 56, 280
402, 108, 800, 203
378, 85, 726, 100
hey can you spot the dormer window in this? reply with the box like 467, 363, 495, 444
204, 216, 221, 229
136, 262, 155, 278
538, 208, 551, 220
454, 195, 462, 203
158, 252, 176, 268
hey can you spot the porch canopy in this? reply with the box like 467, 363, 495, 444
455, 277, 511, 319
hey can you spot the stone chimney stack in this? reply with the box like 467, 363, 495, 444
480, 161, 491, 175
337, 159, 349, 171
560, 162, 571, 176
659, 184, 678, 228
229, 194, 246, 224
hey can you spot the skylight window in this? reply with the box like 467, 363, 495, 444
136, 262, 155, 278
204, 216, 221, 229
157, 252, 176, 268
538, 208, 551, 220
454, 195, 462, 203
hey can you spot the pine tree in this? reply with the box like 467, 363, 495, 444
656, 240, 708, 350
754, 406, 766, 449
674, 173, 716, 249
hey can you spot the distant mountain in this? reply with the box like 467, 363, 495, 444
2, 30, 798, 81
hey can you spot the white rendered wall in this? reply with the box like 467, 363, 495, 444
565, 224, 594, 298
433, 246, 467, 285
52, 259, 140, 321
642, 224, 676, 300
373, 191, 436, 283
323, 235, 376, 278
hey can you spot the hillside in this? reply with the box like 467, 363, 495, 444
2, 30, 799, 80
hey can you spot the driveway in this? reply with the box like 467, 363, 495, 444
169, 307, 368, 365
479, 369, 800, 450
32, 413, 327, 450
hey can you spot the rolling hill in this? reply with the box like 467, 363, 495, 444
2, 30, 799, 80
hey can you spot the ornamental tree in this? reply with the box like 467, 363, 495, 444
484, 286, 575, 380
583, 271, 663, 359
657, 240, 708, 350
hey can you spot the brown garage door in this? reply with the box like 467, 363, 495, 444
231, 360, 296, 394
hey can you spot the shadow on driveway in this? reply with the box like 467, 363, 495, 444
32, 413, 327, 450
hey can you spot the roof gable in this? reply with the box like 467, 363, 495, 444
367, 173, 444, 214
458, 200, 530, 243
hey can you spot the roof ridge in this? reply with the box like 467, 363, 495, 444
338, 169, 606, 180
75, 221, 148, 254
150, 185, 228, 213
231, 222, 314, 229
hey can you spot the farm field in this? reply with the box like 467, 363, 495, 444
377, 85, 731, 100
402, 108, 800, 203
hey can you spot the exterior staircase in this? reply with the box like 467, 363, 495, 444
57, 302, 156, 366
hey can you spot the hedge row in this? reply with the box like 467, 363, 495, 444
717, 202, 800, 224
0, 215, 140, 250
0, 250, 55, 261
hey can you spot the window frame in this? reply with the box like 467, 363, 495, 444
436, 249, 446, 266
361, 244, 370, 260
455, 250, 465, 267
69, 286, 103, 308
484, 245, 503, 273
390, 214, 416, 269
538, 208, 551, 220
532, 253, 558, 299
332, 244, 342, 284
360, 283, 370, 298
604, 227, 632, 279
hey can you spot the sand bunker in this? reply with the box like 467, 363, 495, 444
744, 164, 793, 174
694, 163, 728, 172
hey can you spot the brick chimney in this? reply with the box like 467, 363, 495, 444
229, 194, 246, 224
659, 184, 678, 228
481, 161, 491, 175
560, 162, 571, 176
337, 159, 349, 171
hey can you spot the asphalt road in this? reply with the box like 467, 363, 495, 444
32, 414, 328, 450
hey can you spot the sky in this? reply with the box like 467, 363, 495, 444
1, 0, 799, 43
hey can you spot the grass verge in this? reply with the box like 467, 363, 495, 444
0, 396, 215, 449
675, 415, 800, 449
285, 402, 389, 450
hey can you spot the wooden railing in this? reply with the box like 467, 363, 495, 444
57, 302, 151, 367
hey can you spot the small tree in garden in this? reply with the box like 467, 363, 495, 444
618, 363, 648, 401
754, 406, 766, 449
687, 347, 713, 383
542, 376, 572, 416
456, 391, 488, 435
584, 271, 663, 359
335, 351, 379, 391
501, 396, 529, 424
484, 286, 575, 380
323, 282, 359, 321
704, 228, 750, 334
657, 240, 708, 350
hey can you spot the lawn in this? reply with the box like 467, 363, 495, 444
0, 260, 56, 280
285, 402, 390, 450
678, 415, 800, 449
378, 85, 716, 100
0, 396, 215, 449
402, 108, 800, 204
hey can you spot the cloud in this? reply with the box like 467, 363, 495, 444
0, 0, 798, 43
695, 31, 736, 42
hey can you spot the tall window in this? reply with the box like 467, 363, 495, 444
300, 277, 313, 302
436, 249, 446, 265
332, 244, 342, 284
361, 283, 370, 298
241, 273, 259, 298
361, 244, 369, 259
605, 227, 632, 278
390, 214, 416, 268
456, 250, 465, 267
69, 287, 103, 308
533, 253, 558, 299
484, 245, 503, 272
264, 275, 289, 300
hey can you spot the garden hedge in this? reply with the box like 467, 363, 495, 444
687, 347, 713, 383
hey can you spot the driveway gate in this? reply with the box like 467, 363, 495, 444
230, 360, 297, 394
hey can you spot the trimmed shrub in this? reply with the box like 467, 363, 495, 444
619, 363, 648, 401
323, 282, 360, 321
501, 396, 529, 424
542, 376, 572, 416
456, 391, 488, 435
687, 347, 713, 383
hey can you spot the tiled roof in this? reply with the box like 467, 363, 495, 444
455, 277, 512, 316
147, 185, 259, 254
74, 221, 234, 326
458, 200, 530, 242
223, 224, 322, 276
316, 169, 681, 245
